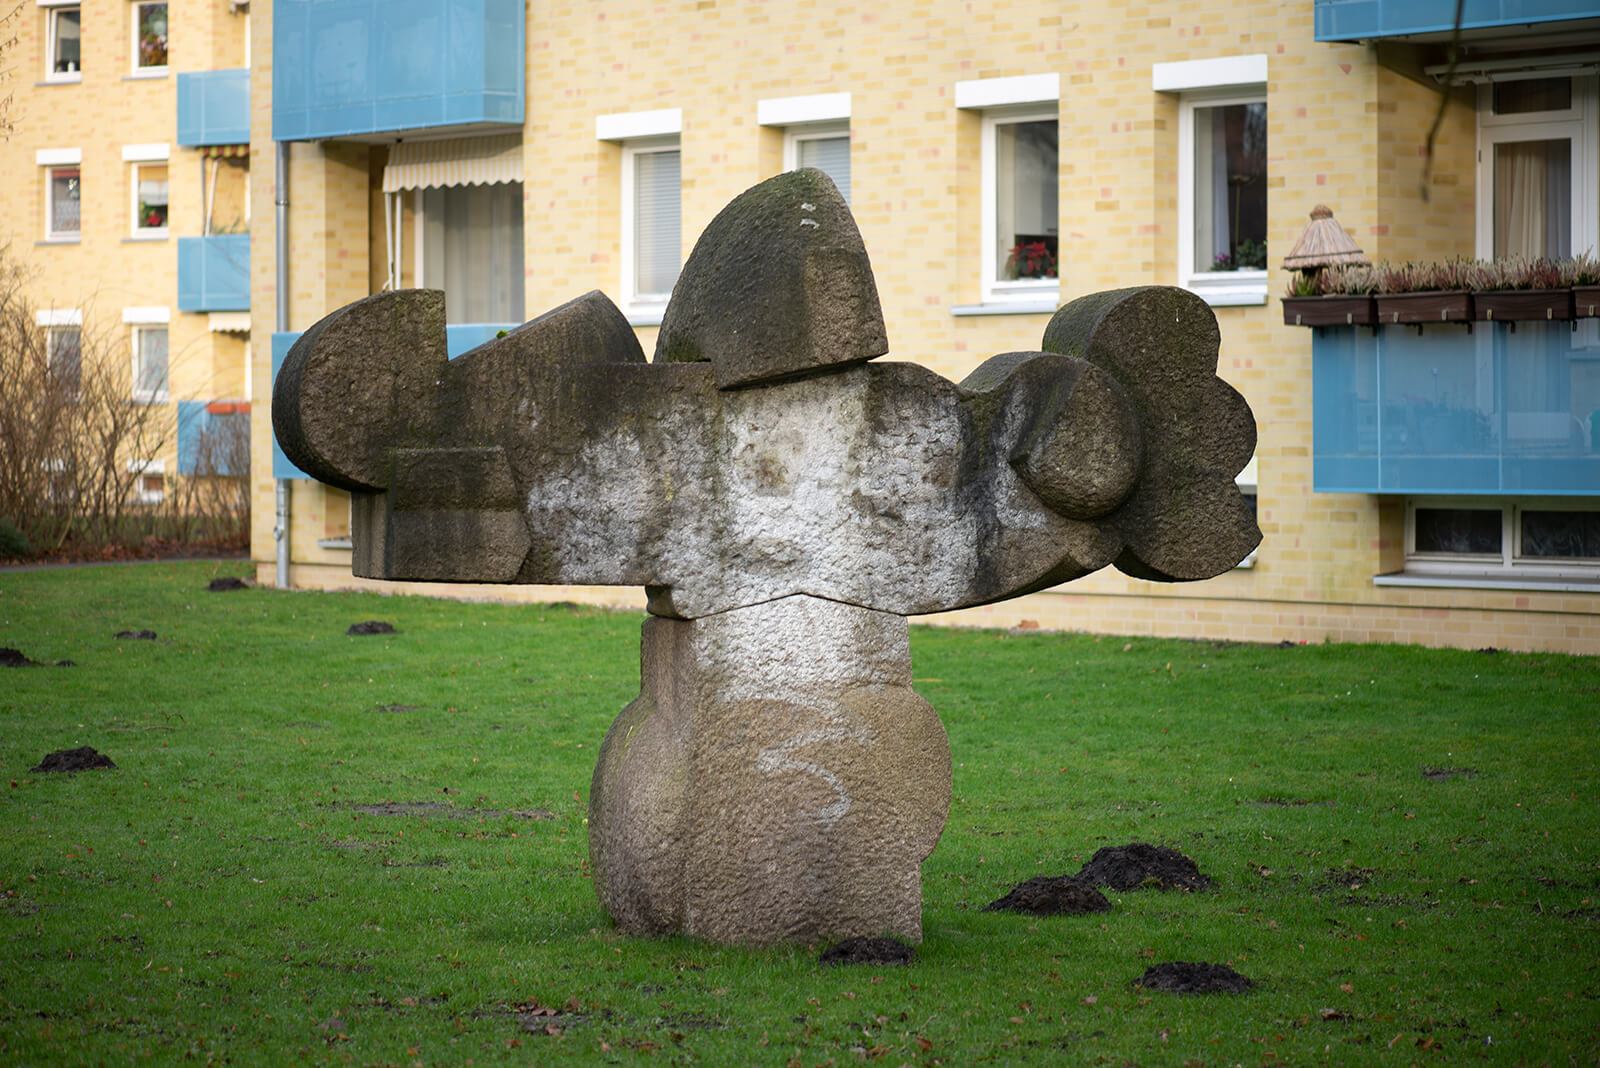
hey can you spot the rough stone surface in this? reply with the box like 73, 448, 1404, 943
590, 596, 951, 944
271, 170, 1260, 945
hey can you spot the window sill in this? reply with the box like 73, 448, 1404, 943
40, 75, 82, 86
125, 70, 169, 81
318, 536, 354, 551
124, 233, 169, 243
1373, 570, 1600, 594
132, 394, 169, 406
624, 305, 667, 327
37, 236, 81, 246
1182, 273, 1268, 307
951, 299, 1060, 317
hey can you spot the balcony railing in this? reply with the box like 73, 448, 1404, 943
1314, 0, 1600, 41
1313, 321, 1600, 495
178, 235, 250, 313
273, 0, 524, 141
177, 69, 250, 146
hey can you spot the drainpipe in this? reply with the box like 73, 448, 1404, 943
273, 140, 291, 589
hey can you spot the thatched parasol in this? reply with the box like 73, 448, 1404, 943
1282, 205, 1369, 271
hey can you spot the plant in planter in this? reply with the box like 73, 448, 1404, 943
1471, 255, 1573, 322
1282, 262, 1379, 326
1003, 241, 1057, 280
1374, 258, 1474, 323
1563, 252, 1600, 318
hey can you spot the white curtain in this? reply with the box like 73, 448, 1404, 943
634, 149, 681, 299
1495, 139, 1571, 259
421, 183, 524, 324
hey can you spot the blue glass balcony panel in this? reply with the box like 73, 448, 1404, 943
176, 69, 250, 146
177, 235, 250, 313
1314, 0, 1600, 41
177, 401, 250, 477
1313, 321, 1600, 495
273, 0, 523, 141
270, 323, 518, 478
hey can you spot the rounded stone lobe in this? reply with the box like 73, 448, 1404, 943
1013, 364, 1143, 520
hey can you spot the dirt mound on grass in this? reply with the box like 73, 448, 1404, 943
819, 937, 914, 966
347, 621, 398, 636
2, 648, 75, 668
1075, 843, 1211, 892
206, 576, 249, 592
984, 876, 1112, 916
32, 746, 117, 773
114, 629, 157, 640
1134, 961, 1254, 994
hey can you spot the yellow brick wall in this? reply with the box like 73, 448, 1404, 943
244, 0, 1600, 653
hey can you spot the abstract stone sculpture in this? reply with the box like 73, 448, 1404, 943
274, 169, 1260, 945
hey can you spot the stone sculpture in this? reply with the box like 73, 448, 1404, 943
274, 169, 1260, 945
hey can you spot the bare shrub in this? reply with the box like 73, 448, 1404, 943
162, 404, 251, 550
0, 245, 173, 555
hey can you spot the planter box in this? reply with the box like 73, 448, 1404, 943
1473, 288, 1573, 322
1374, 290, 1472, 324
1282, 295, 1376, 327
1576, 286, 1600, 319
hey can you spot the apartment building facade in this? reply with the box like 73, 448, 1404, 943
1, 0, 253, 502
13, 2, 1591, 651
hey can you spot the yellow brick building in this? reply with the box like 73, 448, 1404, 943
9, 3, 1598, 652
0, 1, 253, 508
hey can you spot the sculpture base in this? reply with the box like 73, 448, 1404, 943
589, 595, 952, 945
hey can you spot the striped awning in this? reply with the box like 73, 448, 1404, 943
382, 134, 523, 193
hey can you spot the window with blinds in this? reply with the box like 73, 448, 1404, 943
630, 144, 681, 303
791, 128, 851, 204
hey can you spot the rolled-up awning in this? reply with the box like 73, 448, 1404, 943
382, 134, 523, 193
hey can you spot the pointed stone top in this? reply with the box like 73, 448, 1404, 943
1282, 204, 1369, 270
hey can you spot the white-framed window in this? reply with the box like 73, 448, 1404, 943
785, 123, 851, 204
45, 3, 81, 80
39, 149, 83, 240
981, 108, 1059, 304
1474, 76, 1599, 261
132, 1, 168, 73
128, 316, 169, 403
1404, 498, 1600, 584
1156, 56, 1269, 307
622, 138, 682, 314
127, 459, 166, 506
759, 93, 853, 205
47, 327, 82, 396
1235, 456, 1258, 569
956, 75, 1061, 311
414, 181, 525, 325
131, 161, 169, 236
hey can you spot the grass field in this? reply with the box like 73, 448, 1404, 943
2, 561, 1597, 1066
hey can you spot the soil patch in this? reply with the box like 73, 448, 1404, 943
1319, 867, 1376, 891
114, 630, 158, 641
32, 746, 117, 773
1251, 797, 1334, 807
819, 937, 915, 967
347, 621, 398, 636
375, 704, 423, 713
2, 648, 74, 668
1075, 843, 1211, 892
206, 577, 249, 592
344, 801, 555, 821
1422, 767, 1479, 781
1134, 961, 1254, 994
984, 876, 1112, 916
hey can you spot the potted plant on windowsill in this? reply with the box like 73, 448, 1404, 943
1567, 252, 1600, 318
1469, 256, 1574, 322
1374, 259, 1474, 324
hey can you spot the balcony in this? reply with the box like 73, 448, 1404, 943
178, 235, 250, 313
1314, 0, 1600, 42
273, 0, 524, 142
271, 322, 518, 478
1313, 321, 1600, 495
177, 69, 250, 146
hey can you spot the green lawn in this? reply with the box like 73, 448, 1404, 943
2, 561, 1596, 1066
